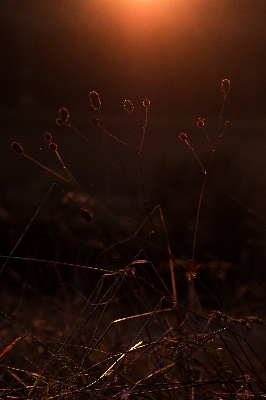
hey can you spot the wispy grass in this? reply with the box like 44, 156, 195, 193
2, 80, 266, 398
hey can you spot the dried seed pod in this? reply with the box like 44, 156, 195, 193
197, 118, 205, 128
49, 142, 58, 151
56, 118, 64, 125
80, 208, 93, 222
59, 107, 69, 122
221, 78, 230, 94
124, 99, 134, 114
44, 132, 52, 141
89, 91, 101, 110
143, 98, 150, 107
90, 117, 99, 126
179, 132, 188, 141
11, 142, 24, 154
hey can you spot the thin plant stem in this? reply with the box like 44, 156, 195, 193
189, 82, 230, 262
202, 127, 213, 151
158, 205, 177, 302
139, 105, 148, 154
110, 139, 145, 202
68, 121, 122, 170
54, 148, 80, 186
129, 111, 147, 203
192, 172, 207, 263
217, 93, 227, 137
24, 153, 75, 185
99, 124, 130, 147
184, 139, 205, 172
0, 183, 57, 276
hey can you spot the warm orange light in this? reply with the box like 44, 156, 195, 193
83, 0, 195, 42
114, 0, 174, 37
130, 0, 161, 3
124, 0, 165, 10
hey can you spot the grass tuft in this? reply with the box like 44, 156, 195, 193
2, 80, 266, 398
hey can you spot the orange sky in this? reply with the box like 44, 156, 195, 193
1, 0, 266, 115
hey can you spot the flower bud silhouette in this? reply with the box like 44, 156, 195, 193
179, 132, 188, 141
49, 142, 58, 151
143, 98, 150, 107
44, 132, 52, 141
221, 78, 230, 94
124, 100, 134, 114
80, 208, 93, 222
89, 91, 101, 110
59, 107, 69, 122
11, 142, 24, 154
56, 118, 64, 125
197, 119, 205, 128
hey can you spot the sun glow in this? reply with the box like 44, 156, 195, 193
111, 0, 178, 37
84, 0, 194, 43
130, 0, 162, 3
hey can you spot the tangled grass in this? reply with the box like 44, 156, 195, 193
1, 80, 266, 398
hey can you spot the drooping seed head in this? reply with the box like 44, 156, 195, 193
89, 91, 101, 110
49, 142, 58, 151
179, 132, 188, 141
80, 208, 93, 222
124, 99, 134, 114
44, 132, 52, 141
143, 98, 151, 107
221, 78, 230, 94
90, 117, 99, 126
11, 142, 24, 154
197, 118, 205, 128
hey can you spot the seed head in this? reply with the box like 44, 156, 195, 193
221, 78, 230, 94
49, 142, 58, 151
143, 98, 150, 107
80, 208, 93, 222
44, 132, 52, 141
89, 91, 101, 110
124, 99, 134, 114
179, 132, 188, 141
90, 117, 99, 126
197, 118, 205, 128
11, 142, 24, 154
58, 107, 69, 122
56, 118, 64, 126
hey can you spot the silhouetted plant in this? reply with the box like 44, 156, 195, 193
3, 80, 266, 399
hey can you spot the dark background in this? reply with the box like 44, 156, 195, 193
1, 0, 266, 268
